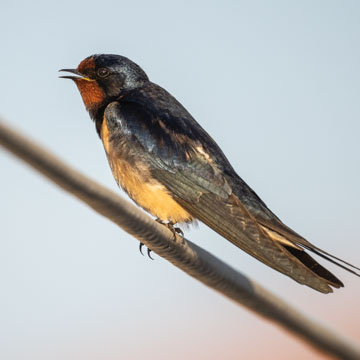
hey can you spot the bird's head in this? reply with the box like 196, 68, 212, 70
60, 54, 149, 111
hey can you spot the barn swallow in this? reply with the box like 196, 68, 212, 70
60, 54, 359, 293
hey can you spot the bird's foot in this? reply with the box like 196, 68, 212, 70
172, 224, 184, 239
155, 219, 184, 242
139, 242, 154, 260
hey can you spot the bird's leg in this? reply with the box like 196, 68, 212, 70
140, 219, 185, 257
168, 221, 184, 240
155, 218, 184, 242
155, 217, 165, 225
155, 218, 176, 240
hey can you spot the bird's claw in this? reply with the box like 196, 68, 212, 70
139, 242, 144, 256
139, 242, 154, 260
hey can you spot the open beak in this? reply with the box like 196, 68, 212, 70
59, 69, 92, 81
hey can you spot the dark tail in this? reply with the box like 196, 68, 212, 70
282, 245, 344, 289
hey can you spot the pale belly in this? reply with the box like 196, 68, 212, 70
101, 119, 193, 224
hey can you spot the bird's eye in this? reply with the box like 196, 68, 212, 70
97, 68, 110, 78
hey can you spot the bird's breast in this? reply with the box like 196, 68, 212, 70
100, 118, 193, 224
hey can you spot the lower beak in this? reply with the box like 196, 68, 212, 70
59, 69, 91, 81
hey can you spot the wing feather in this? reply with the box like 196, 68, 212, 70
154, 168, 334, 293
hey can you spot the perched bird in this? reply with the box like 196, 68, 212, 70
60, 54, 359, 293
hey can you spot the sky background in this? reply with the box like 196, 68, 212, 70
1, 1, 360, 359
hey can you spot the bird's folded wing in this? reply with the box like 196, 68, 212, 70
151, 166, 335, 293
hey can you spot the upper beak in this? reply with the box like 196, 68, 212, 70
59, 68, 92, 81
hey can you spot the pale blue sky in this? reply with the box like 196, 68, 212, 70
1, 1, 359, 359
